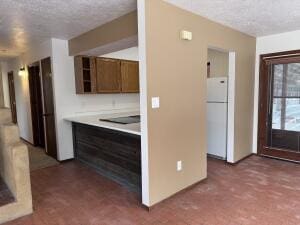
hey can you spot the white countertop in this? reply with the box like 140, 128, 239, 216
64, 111, 141, 135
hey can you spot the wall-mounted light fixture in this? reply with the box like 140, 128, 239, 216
180, 30, 193, 41
18, 67, 25, 76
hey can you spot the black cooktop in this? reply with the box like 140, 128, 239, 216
100, 115, 140, 124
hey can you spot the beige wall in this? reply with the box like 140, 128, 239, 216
68, 11, 138, 56
144, 0, 256, 206
207, 49, 229, 77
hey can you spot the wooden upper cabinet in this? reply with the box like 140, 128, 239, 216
74, 55, 139, 94
74, 56, 96, 94
96, 58, 121, 93
121, 60, 139, 93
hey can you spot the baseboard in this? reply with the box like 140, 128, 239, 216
19, 137, 35, 146
227, 153, 255, 165
142, 178, 208, 211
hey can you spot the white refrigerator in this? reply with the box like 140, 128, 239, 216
207, 77, 228, 160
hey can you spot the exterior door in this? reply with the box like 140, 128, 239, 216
7, 71, 17, 124
258, 50, 300, 162
41, 57, 57, 160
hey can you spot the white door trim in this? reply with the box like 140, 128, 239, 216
227, 51, 236, 163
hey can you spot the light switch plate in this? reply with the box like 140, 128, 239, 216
151, 97, 160, 109
177, 161, 182, 171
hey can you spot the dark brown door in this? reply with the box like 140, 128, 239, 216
96, 58, 121, 93
7, 71, 17, 124
121, 60, 139, 93
28, 65, 45, 147
258, 50, 300, 162
41, 57, 57, 159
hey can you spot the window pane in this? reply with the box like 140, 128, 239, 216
273, 64, 283, 96
287, 63, 300, 97
272, 98, 300, 131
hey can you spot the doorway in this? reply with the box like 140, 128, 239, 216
28, 57, 58, 160
206, 48, 229, 160
28, 63, 45, 148
258, 50, 300, 162
206, 47, 236, 163
7, 71, 17, 124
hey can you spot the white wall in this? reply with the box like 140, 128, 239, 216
253, 30, 300, 153
51, 39, 140, 160
7, 40, 52, 143
6, 39, 139, 160
0, 62, 10, 108
100, 46, 139, 61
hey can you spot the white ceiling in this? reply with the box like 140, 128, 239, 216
165, 0, 300, 37
0, 0, 136, 59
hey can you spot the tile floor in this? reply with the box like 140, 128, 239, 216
3, 155, 300, 225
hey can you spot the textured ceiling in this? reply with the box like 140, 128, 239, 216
0, 0, 136, 58
165, 0, 300, 37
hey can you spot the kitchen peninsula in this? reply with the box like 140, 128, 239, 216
65, 111, 141, 192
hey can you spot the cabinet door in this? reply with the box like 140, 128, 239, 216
121, 60, 139, 93
96, 58, 121, 93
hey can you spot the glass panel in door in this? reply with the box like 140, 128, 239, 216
268, 63, 300, 152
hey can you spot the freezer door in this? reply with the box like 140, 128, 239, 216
207, 77, 228, 102
207, 102, 227, 159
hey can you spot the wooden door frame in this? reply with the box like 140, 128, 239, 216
40, 57, 58, 160
7, 71, 17, 124
257, 49, 300, 162
28, 62, 45, 147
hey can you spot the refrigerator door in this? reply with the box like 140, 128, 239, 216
207, 77, 228, 103
207, 102, 227, 159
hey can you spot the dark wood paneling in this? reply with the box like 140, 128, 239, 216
121, 60, 139, 93
72, 123, 141, 191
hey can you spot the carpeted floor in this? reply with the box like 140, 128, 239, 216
25, 143, 59, 171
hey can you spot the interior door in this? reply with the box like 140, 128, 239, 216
41, 57, 57, 159
7, 71, 17, 124
258, 50, 300, 162
28, 65, 45, 147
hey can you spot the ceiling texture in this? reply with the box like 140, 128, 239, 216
166, 0, 300, 37
2, 0, 300, 59
0, 0, 136, 59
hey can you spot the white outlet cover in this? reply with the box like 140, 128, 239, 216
151, 97, 160, 109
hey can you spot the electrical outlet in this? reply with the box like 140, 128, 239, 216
177, 161, 182, 171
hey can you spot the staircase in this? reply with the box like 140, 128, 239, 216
0, 177, 14, 207
0, 108, 33, 224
